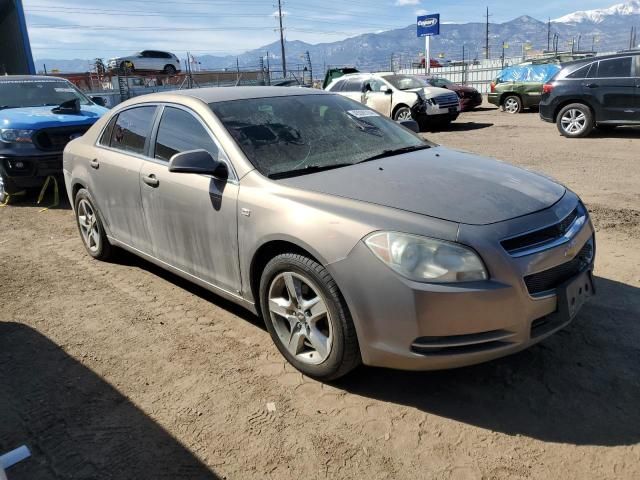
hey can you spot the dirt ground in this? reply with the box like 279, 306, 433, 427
1, 104, 639, 480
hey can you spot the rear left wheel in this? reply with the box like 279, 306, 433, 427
163, 64, 177, 75
74, 189, 112, 260
502, 95, 522, 114
259, 253, 360, 381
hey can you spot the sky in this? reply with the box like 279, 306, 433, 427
23, 0, 619, 60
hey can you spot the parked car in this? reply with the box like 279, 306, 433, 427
107, 50, 181, 75
64, 87, 596, 380
539, 51, 640, 138
488, 63, 561, 113
325, 72, 460, 129
0, 76, 109, 202
417, 75, 483, 111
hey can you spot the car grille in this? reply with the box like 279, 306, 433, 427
501, 205, 582, 255
0, 154, 62, 177
433, 92, 460, 108
33, 126, 91, 152
524, 237, 594, 296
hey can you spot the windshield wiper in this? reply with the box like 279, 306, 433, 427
356, 144, 432, 164
268, 163, 353, 179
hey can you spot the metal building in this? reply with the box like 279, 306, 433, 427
0, 0, 35, 75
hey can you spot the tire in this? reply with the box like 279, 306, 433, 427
259, 253, 361, 381
393, 106, 413, 121
501, 95, 522, 114
74, 188, 112, 260
556, 103, 594, 138
0, 174, 19, 204
163, 64, 177, 75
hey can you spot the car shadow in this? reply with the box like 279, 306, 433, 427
0, 322, 220, 480
589, 126, 640, 139
428, 122, 494, 133
109, 248, 264, 330
335, 276, 640, 447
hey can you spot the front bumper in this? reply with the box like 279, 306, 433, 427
328, 193, 595, 370
459, 93, 483, 111
0, 152, 63, 188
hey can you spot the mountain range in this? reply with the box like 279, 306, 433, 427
36, 0, 640, 74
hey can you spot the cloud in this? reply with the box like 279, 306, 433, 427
415, 9, 428, 15
395, 0, 420, 5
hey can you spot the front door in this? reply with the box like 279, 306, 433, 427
139, 106, 241, 294
91, 105, 157, 251
584, 56, 636, 122
363, 78, 393, 117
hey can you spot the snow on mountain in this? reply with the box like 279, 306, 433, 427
554, 0, 640, 24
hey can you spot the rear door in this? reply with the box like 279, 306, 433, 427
91, 105, 157, 251
363, 78, 393, 116
340, 78, 365, 103
139, 105, 241, 293
584, 56, 636, 122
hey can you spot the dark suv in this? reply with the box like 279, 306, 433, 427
539, 52, 640, 137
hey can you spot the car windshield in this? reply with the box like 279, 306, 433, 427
382, 75, 425, 91
210, 94, 428, 178
0, 79, 92, 109
434, 78, 453, 87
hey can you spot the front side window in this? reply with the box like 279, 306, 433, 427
596, 57, 632, 78
210, 94, 427, 178
0, 79, 92, 109
109, 106, 157, 155
154, 107, 219, 162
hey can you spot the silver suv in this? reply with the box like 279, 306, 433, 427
325, 72, 460, 129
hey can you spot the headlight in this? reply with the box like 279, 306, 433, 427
0, 129, 35, 143
365, 232, 488, 283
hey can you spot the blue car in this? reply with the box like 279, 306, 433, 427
0, 76, 109, 202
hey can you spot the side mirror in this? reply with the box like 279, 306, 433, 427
90, 96, 106, 107
398, 119, 419, 133
168, 149, 228, 179
380, 85, 392, 94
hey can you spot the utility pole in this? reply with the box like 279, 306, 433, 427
630, 26, 636, 49
484, 6, 490, 60
277, 0, 287, 77
547, 18, 551, 51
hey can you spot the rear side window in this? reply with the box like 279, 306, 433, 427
566, 64, 593, 79
328, 80, 345, 92
154, 107, 219, 162
99, 115, 117, 146
595, 57, 632, 78
342, 79, 364, 92
109, 106, 157, 155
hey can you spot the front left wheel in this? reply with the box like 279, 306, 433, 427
74, 188, 112, 260
393, 106, 413, 121
259, 253, 361, 381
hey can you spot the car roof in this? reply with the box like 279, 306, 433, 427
561, 51, 640, 68
0, 75, 70, 82
125, 86, 329, 104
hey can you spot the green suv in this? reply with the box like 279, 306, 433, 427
488, 63, 560, 114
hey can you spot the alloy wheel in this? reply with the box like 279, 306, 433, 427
503, 97, 520, 114
77, 199, 101, 253
267, 271, 333, 365
560, 109, 587, 135
396, 110, 413, 121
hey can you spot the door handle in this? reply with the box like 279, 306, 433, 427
585, 83, 599, 89
90, 159, 99, 169
142, 174, 159, 187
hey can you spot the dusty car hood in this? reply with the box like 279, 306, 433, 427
278, 146, 565, 225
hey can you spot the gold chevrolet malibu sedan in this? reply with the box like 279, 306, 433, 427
63, 87, 595, 380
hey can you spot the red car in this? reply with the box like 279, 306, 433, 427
419, 76, 483, 111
